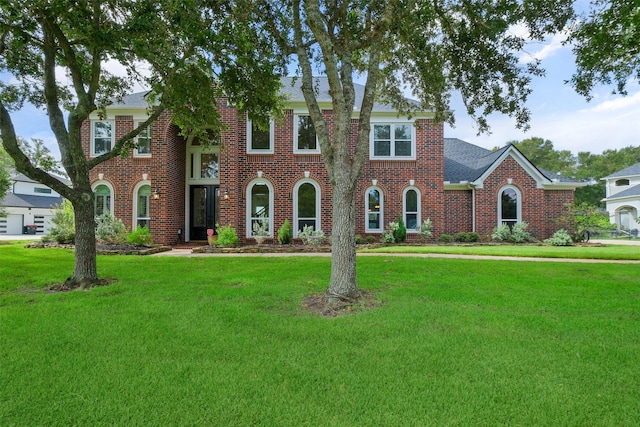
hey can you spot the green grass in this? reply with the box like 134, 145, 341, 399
362, 242, 640, 260
1, 242, 640, 425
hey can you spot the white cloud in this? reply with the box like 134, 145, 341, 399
518, 31, 569, 64
448, 87, 640, 155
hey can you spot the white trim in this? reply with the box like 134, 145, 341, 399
92, 180, 114, 215
293, 179, 321, 237
90, 120, 115, 157
369, 121, 416, 160
293, 114, 320, 154
246, 119, 274, 154
365, 186, 384, 233
473, 148, 550, 189
133, 121, 152, 158
497, 185, 522, 227
245, 178, 274, 238
402, 186, 421, 232
132, 181, 151, 229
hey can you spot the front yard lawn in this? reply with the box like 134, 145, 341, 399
1, 243, 639, 425
362, 242, 640, 260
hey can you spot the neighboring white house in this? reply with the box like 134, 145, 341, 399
0, 173, 65, 235
602, 162, 640, 234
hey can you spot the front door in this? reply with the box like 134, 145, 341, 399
190, 185, 219, 240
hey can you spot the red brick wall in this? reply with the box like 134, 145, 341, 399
474, 156, 574, 240
443, 190, 473, 235
85, 103, 570, 245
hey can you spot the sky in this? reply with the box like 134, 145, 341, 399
3, 23, 639, 160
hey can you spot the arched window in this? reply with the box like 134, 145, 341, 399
366, 187, 383, 232
93, 183, 112, 216
246, 179, 274, 238
294, 180, 320, 235
403, 187, 420, 231
135, 184, 151, 229
615, 179, 630, 186
499, 186, 521, 228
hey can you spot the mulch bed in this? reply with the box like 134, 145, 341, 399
24, 241, 172, 255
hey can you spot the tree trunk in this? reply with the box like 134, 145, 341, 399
71, 192, 98, 287
326, 177, 359, 300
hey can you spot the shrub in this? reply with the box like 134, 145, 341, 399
251, 214, 269, 244
355, 234, 365, 245
393, 215, 407, 243
380, 230, 395, 244
277, 219, 293, 244
455, 232, 480, 243
492, 222, 532, 243
95, 211, 127, 244
48, 199, 75, 243
418, 218, 433, 240
439, 234, 453, 244
216, 224, 239, 247
544, 229, 574, 246
381, 221, 398, 243
298, 225, 325, 246
365, 235, 376, 244
511, 222, 532, 243
555, 203, 615, 242
127, 225, 154, 245
491, 224, 512, 242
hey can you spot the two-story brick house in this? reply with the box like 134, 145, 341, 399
84, 78, 583, 246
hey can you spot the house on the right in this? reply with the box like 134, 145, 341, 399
443, 138, 585, 240
602, 162, 640, 234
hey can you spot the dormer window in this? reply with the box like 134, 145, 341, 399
615, 179, 630, 186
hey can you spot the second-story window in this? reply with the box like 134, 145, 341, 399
370, 123, 415, 159
295, 115, 319, 153
134, 122, 151, 157
247, 119, 273, 153
92, 121, 114, 156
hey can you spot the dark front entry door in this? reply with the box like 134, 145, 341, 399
190, 185, 219, 240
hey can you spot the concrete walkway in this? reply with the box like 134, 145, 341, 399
3, 234, 637, 264
152, 246, 640, 264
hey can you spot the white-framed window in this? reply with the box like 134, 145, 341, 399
134, 183, 151, 229
293, 179, 321, 236
246, 179, 274, 238
615, 179, 630, 186
91, 120, 114, 156
187, 138, 220, 181
365, 187, 384, 232
93, 183, 113, 216
498, 185, 521, 228
403, 187, 421, 231
370, 123, 415, 160
134, 122, 151, 157
247, 119, 274, 153
294, 115, 319, 153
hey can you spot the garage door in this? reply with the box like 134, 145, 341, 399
0, 214, 24, 235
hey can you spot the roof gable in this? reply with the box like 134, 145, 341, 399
603, 162, 640, 179
443, 138, 583, 189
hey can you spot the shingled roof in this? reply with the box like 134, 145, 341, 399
603, 162, 640, 179
444, 138, 578, 185
110, 77, 420, 114
0, 192, 62, 209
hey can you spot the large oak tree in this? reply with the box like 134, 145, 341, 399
257, 0, 574, 301
570, 0, 640, 98
0, 0, 283, 287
